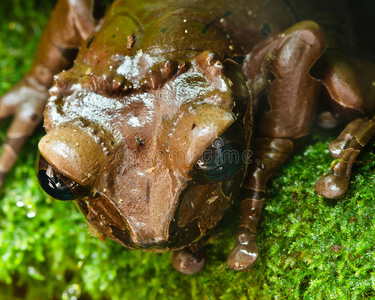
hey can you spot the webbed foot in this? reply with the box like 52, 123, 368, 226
171, 245, 205, 274
227, 228, 258, 271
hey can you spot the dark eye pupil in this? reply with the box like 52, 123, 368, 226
37, 167, 76, 201
196, 141, 244, 182
36, 153, 85, 201
193, 121, 247, 183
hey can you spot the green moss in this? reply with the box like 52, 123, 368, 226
1, 1, 375, 299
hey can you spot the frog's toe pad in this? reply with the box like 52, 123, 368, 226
171, 247, 205, 274
226, 240, 259, 271
315, 173, 349, 199
328, 139, 346, 158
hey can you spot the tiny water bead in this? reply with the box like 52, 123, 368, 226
27, 211, 36, 218
62, 284, 81, 300
16, 200, 24, 207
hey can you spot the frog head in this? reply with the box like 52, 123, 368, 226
36, 48, 252, 251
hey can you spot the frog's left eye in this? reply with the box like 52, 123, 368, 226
193, 122, 247, 182
36, 153, 87, 201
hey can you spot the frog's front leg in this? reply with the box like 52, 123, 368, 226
0, 0, 96, 187
227, 21, 327, 270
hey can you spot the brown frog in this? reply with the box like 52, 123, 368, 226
1, 0, 375, 274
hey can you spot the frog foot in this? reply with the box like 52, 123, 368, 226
227, 229, 258, 271
315, 173, 349, 199
171, 245, 205, 274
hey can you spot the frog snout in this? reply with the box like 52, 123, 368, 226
112, 169, 188, 251
129, 225, 182, 251
129, 228, 176, 252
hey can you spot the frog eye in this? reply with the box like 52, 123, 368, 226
36, 152, 87, 201
193, 122, 246, 182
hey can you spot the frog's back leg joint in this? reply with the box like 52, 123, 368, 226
320, 53, 366, 121
30, 0, 97, 87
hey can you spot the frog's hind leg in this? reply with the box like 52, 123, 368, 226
0, 0, 96, 188
227, 21, 327, 270
315, 117, 375, 199
314, 50, 375, 198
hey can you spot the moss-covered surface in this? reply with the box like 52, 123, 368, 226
1, 1, 375, 299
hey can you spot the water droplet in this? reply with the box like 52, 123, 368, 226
27, 266, 45, 280
28, 266, 37, 275
16, 201, 24, 207
27, 211, 36, 218
77, 261, 83, 269
62, 284, 81, 300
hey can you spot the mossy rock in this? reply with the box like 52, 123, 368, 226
1, 1, 375, 299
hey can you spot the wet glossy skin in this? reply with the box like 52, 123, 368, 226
1, 0, 375, 274
39, 0, 257, 252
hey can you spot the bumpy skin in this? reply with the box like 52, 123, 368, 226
2, 0, 375, 274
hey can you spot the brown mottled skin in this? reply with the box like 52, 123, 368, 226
1, 0, 375, 274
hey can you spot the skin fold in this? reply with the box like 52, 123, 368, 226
1, 0, 374, 274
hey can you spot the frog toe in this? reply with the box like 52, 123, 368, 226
0, 80, 48, 189
227, 234, 259, 271
327, 139, 346, 158
171, 246, 205, 274
315, 173, 349, 199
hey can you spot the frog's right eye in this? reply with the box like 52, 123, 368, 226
192, 121, 247, 182
36, 152, 88, 201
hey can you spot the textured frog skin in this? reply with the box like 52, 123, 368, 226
1, 0, 375, 274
